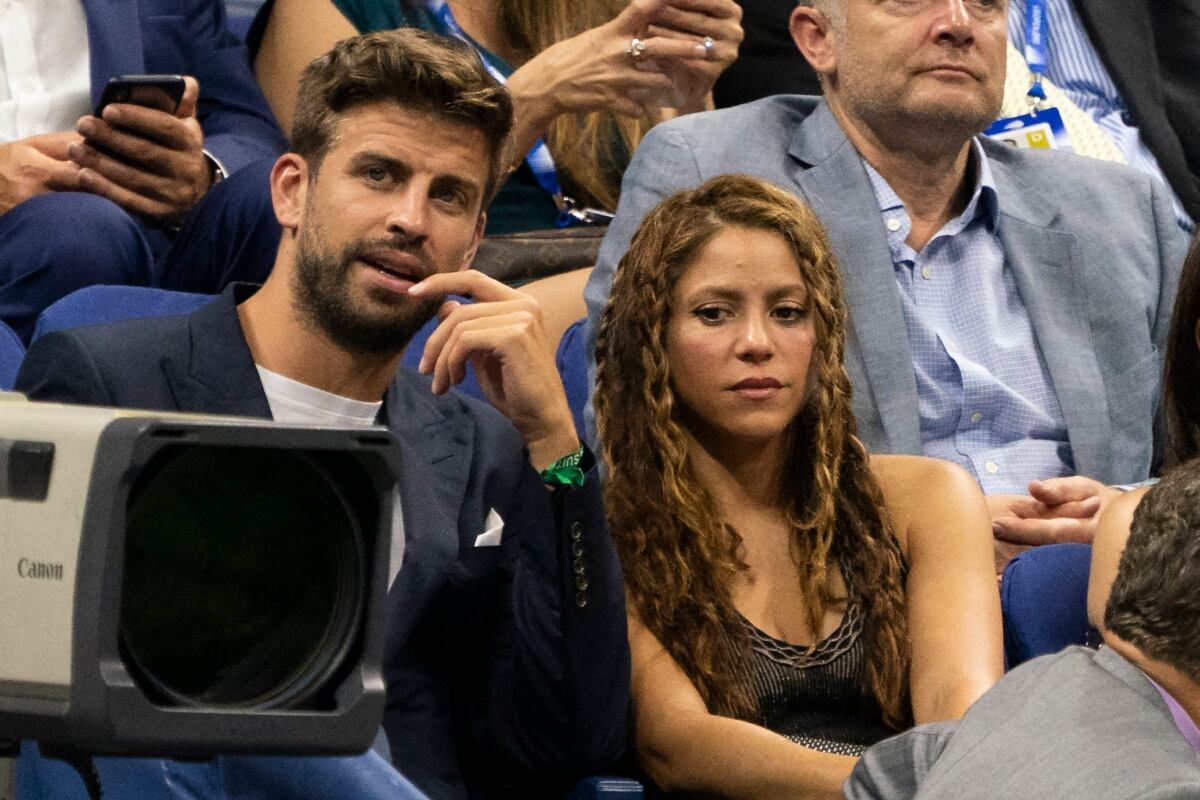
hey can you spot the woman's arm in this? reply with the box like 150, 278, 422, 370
629, 613, 854, 800
503, 0, 741, 168
254, 0, 360, 133
872, 455, 1004, 723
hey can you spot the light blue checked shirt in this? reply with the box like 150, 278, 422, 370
863, 143, 1074, 495
1008, 0, 1195, 233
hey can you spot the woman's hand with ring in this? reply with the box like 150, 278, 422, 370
643, 0, 744, 114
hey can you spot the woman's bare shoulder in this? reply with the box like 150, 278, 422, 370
867, 454, 987, 545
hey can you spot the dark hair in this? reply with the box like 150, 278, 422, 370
1163, 233, 1200, 465
1105, 457, 1200, 682
595, 175, 910, 725
291, 28, 514, 200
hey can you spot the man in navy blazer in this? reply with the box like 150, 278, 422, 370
584, 0, 1187, 545
0, 0, 286, 343
15, 29, 626, 799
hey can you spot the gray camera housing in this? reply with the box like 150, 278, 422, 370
0, 400, 398, 757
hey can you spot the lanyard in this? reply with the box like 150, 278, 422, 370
1023, 0, 1049, 106
423, 0, 608, 226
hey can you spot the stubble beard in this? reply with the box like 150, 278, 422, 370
832, 49, 1003, 150
291, 213, 442, 357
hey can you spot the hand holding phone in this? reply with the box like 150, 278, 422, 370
94, 75, 186, 117
70, 74, 214, 224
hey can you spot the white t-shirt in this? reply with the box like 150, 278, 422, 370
257, 365, 405, 588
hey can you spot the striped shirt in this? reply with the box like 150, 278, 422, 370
1007, 0, 1194, 233
863, 143, 1074, 495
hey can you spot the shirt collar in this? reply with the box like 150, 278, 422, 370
862, 138, 1000, 235
1143, 672, 1200, 754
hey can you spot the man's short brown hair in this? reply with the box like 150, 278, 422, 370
1105, 458, 1200, 683
291, 28, 514, 202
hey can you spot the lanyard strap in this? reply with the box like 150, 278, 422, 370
424, 0, 599, 226
1024, 0, 1049, 104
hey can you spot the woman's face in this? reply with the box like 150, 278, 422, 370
666, 226, 817, 446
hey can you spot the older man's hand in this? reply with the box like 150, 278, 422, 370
988, 476, 1123, 545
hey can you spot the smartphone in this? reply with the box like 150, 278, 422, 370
94, 74, 186, 116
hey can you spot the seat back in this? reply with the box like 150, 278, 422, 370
1000, 542, 1094, 669
32, 285, 214, 343
555, 319, 588, 439
0, 319, 25, 390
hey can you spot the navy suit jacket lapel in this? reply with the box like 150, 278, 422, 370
381, 372, 474, 649
989, 151, 1109, 479
165, 285, 273, 419
83, 0, 146, 108
786, 102, 923, 454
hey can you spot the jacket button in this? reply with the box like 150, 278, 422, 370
575, 592, 589, 609
575, 574, 589, 591
569, 521, 583, 541
573, 556, 586, 575
571, 539, 584, 557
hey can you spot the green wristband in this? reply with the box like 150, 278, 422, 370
540, 445, 586, 489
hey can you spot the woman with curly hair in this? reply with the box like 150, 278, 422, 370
594, 175, 1002, 798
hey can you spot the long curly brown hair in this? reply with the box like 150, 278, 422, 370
594, 175, 911, 726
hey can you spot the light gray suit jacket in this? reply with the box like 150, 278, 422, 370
583, 97, 1187, 484
844, 646, 1200, 799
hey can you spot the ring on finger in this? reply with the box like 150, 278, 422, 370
628, 36, 648, 59
702, 35, 715, 59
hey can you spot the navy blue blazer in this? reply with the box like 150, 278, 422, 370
14, 285, 630, 799
82, 0, 286, 175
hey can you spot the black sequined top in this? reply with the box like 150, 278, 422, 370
739, 600, 892, 756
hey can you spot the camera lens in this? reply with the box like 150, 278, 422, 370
119, 446, 366, 709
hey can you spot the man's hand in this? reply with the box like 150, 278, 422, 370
69, 76, 211, 224
988, 476, 1122, 545
0, 132, 82, 214
409, 271, 579, 471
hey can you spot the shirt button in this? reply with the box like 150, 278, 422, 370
985, 461, 999, 474
970, 411, 983, 424
885, 218, 902, 233
945, 340, 958, 354
920, 265, 932, 280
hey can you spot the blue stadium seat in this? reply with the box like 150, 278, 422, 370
555, 318, 588, 438
1000, 542, 1094, 668
32, 285, 213, 342
0, 319, 25, 390
223, 0, 264, 40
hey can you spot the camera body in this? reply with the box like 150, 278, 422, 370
0, 400, 397, 756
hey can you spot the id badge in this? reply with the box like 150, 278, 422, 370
984, 107, 1072, 153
